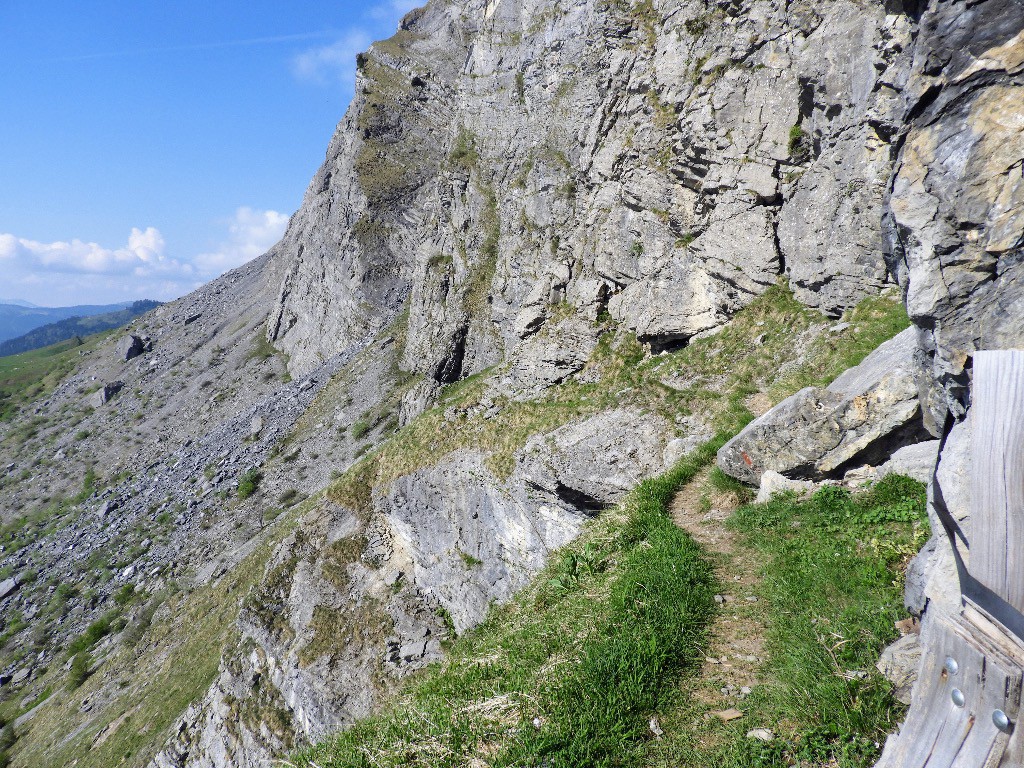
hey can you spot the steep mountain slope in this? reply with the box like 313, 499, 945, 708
0, 0, 1020, 766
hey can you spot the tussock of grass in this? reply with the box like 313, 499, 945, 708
296, 437, 731, 768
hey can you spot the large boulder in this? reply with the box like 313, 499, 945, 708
717, 328, 930, 484
116, 334, 146, 361
0, 576, 18, 600
87, 381, 124, 409
519, 409, 671, 509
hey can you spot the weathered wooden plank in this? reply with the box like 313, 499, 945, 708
875, 610, 1024, 767
948, 651, 1010, 767
877, 618, 968, 766
971, 351, 1024, 617
917, 628, 984, 767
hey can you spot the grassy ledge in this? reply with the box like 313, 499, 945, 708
328, 284, 910, 512
647, 475, 928, 767
295, 437, 731, 768
297, 459, 927, 768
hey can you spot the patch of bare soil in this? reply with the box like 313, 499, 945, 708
671, 468, 767, 713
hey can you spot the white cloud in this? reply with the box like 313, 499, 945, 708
366, 0, 422, 21
0, 208, 288, 306
194, 207, 289, 275
0, 227, 185, 276
290, 2, 423, 87
193, 207, 290, 276
291, 31, 372, 86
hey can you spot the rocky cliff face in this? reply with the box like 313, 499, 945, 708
0, 0, 1021, 766
268, 0, 913, 383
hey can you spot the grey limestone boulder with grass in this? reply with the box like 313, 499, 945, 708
87, 381, 124, 408
519, 408, 672, 509
717, 327, 932, 485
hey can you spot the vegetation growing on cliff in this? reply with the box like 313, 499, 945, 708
297, 436, 726, 768
297, 455, 924, 767
327, 284, 909, 510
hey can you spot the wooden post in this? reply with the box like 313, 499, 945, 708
971, 350, 1024, 620
876, 351, 1024, 767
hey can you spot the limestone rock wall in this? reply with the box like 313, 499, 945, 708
267, 0, 915, 380
158, 0, 1024, 765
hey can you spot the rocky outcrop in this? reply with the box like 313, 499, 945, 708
151, 407, 675, 765
884, 0, 1024, 423
717, 327, 930, 484
87, 381, 124, 408
116, 334, 146, 361
875, 632, 921, 706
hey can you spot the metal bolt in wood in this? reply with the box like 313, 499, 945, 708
993, 709, 1012, 733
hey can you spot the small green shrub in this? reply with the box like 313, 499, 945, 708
262, 507, 284, 525
449, 128, 479, 167
789, 124, 809, 162
67, 652, 92, 690
351, 420, 372, 440
113, 584, 136, 607
458, 550, 483, 568
237, 469, 263, 500
67, 613, 116, 655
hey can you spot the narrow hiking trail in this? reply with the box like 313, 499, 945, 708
671, 469, 766, 720
637, 466, 780, 763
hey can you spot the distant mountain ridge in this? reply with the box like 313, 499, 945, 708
0, 301, 140, 344
0, 300, 162, 357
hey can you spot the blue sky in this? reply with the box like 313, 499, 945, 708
0, 0, 419, 306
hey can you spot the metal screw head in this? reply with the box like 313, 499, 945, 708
993, 710, 1013, 733
944, 657, 959, 676
951, 688, 966, 707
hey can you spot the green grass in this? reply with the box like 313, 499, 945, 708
66, 652, 92, 691
0, 330, 115, 421
647, 475, 928, 767
237, 468, 262, 499
295, 437, 731, 768
298, 468, 927, 768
